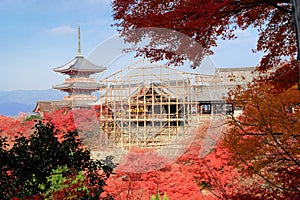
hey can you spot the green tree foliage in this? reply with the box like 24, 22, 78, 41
0, 121, 115, 199
151, 191, 169, 200
41, 165, 88, 199
23, 114, 42, 122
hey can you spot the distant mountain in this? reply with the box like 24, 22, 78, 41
0, 103, 34, 116
0, 89, 65, 116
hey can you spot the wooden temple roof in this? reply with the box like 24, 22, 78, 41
33, 99, 95, 114
52, 81, 100, 90
53, 55, 106, 74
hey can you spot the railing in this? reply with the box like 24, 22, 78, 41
63, 95, 96, 101
64, 78, 96, 83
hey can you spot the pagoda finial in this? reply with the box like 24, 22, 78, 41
77, 25, 82, 56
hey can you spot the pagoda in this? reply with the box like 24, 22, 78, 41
33, 26, 106, 114
52, 25, 106, 108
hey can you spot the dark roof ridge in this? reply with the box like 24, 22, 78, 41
216, 67, 256, 72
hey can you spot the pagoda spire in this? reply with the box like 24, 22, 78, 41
77, 25, 82, 57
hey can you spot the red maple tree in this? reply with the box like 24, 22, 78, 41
0, 114, 35, 146
102, 122, 245, 199
112, 0, 298, 87
224, 80, 300, 198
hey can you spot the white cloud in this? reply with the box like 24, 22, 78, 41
46, 25, 77, 35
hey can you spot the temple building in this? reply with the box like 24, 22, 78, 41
92, 62, 258, 148
194, 67, 257, 117
33, 26, 106, 114
33, 26, 257, 119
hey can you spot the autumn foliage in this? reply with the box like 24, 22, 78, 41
112, 0, 298, 86
101, 123, 238, 200
1, 82, 300, 199
0, 114, 35, 146
100, 83, 300, 199
1, 112, 236, 199
110, 2, 300, 196
224, 80, 300, 198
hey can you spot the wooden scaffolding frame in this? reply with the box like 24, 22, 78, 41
98, 60, 205, 149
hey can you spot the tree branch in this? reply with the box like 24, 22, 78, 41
235, 147, 299, 192
262, 0, 292, 13
255, 101, 300, 167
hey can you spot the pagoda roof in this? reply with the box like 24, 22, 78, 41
54, 55, 106, 73
52, 81, 101, 90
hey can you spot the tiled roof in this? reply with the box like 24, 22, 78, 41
52, 82, 100, 90
33, 101, 54, 113
213, 67, 258, 86
54, 55, 106, 73
194, 67, 258, 102
33, 99, 96, 113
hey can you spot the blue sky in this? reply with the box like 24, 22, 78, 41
0, 0, 263, 91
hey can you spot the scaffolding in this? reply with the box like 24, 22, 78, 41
97, 61, 201, 149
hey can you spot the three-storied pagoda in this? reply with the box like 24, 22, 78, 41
52, 26, 106, 106
33, 26, 106, 114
